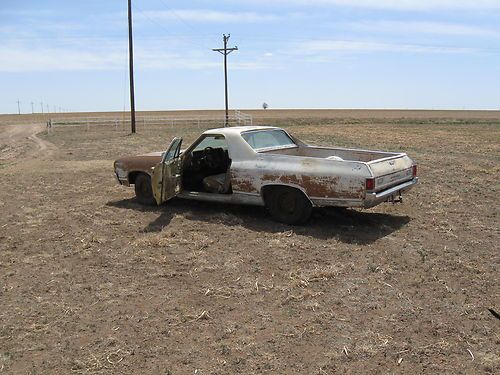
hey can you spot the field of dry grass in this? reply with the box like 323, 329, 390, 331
0, 110, 499, 374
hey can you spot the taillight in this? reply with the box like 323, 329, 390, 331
412, 165, 417, 177
366, 178, 375, 191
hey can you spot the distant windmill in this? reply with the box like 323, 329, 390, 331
262, 102, 269, 110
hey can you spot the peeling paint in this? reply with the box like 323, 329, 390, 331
114, 155, 162, 179
231, 176, 259, 194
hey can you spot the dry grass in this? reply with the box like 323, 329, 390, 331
0, 110, 499, 374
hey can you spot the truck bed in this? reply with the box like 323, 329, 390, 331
261, 145, 415, 194
261, 145, 399, 162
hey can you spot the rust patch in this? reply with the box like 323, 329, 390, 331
302, 175, 338, 198
278, 174, 301, 185
115, 155, 162, 174
261, 173, 364, 199
231, 175, 259, 193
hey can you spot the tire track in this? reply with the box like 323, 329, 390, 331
0, 123, 57, 166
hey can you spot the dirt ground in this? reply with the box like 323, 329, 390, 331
0, 110, 499, 374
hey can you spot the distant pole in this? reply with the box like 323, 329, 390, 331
128, 0, 136, 134
47, 104, 50, 113
17, 100, 21, 115
41, 102, 44, 114
31, 102, 34, 114
212, 34, 238, 127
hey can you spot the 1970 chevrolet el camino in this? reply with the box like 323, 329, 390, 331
114, 126, 418, 224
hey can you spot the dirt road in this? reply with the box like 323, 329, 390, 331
0, 122, 55, 165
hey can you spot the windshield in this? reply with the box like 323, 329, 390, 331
242, 129, 296, 150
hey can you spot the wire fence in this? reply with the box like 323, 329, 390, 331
46, 110, 253, 135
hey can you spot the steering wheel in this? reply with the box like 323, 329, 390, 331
202, 146, 218, 169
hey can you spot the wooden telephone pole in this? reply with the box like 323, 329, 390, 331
128, 0, 136, 133
212, 34, 238, 126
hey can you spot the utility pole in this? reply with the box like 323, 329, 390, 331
212, 34, 238, 126
41, 102, 44, 114
128, 0, 136, 133
17, 100, 21, 115
31, 102, 34, 114
47, 104, 50, 114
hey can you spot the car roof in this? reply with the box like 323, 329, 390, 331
202, 125, 279, 135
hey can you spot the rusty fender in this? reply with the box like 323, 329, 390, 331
114, 154, 162, 184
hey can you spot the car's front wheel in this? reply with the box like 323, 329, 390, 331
134, 173, 156, 205
265, 187, 312, 225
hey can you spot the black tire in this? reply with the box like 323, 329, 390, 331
134, 173, 155, 205
266, 187, 312, 225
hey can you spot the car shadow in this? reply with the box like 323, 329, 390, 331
106, 198, 410, 245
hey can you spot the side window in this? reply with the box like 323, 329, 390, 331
192, 135, 228, 152
163, 137, 182, 162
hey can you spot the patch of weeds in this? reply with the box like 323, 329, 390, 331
285, 307, 297, 317
417, 248, 428, 263
367, 264, 378, 273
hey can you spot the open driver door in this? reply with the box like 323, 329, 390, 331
151, 137, 183, 205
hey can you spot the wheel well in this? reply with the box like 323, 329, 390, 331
128, 171, 149, 185
261, 184, 311, 207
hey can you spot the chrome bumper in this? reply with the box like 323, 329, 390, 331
364, 177, 418, 208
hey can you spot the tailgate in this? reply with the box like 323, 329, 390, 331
368, 154, 414, 192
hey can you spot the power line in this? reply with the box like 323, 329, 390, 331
212, 34, 238, 127
132, 2, 213, 50
156, 0, 197, 33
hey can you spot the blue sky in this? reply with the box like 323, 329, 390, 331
1, 0, 500, 114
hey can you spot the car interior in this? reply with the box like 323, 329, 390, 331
181, 135, 232, 194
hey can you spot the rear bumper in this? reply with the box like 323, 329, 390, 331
364, 177, 418, 208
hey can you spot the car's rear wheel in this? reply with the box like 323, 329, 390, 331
134, 173, 155, 205
265, 187, 312, 225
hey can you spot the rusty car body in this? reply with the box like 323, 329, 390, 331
114, 126, 418, 224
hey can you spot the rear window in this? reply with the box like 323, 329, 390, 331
242, 129, 296, 150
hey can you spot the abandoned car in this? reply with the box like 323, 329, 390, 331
114, 126, 418, 224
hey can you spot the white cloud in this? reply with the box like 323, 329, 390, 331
243, 0, 500, 11
301, 40, 476, 54
349, 21, 500, 37
0, 46, 125, 72
0, 43, 273, 72
137, 9, 278, 23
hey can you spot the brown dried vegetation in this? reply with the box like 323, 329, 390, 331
0, 110, 499, 374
